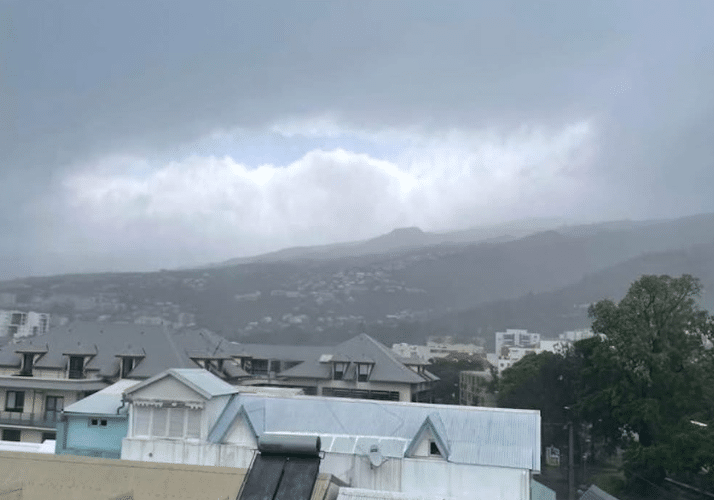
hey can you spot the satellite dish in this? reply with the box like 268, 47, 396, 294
368, 445, 385, 468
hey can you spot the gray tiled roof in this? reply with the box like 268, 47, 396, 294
209, 392, 541, 471
0, 322, 241, 380
224, 342, 329, 361
278, 334, 435, 384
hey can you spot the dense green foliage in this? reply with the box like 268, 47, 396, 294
498, 274, 714, 495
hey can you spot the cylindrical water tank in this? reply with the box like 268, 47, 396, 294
257, 434, 321, 457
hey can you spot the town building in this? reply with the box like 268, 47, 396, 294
0, 310, 50, 339
391, 339, 484, 363
493, 329, 572, 375
0, 322, 247, 443
229, 334, 438, 402
458, 370, 495, 407
120, 368, 542, 500
55, 379, 138, 459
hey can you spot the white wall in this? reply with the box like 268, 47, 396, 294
120, 438, 532, 500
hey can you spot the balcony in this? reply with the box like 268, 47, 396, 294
0, 410, 60, 429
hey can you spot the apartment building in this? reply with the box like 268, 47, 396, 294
0, 310, 50, 339
0, 322, 247, 443
230, 334, 438, 402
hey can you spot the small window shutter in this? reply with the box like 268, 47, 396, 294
186, 409, 201, 439
134, 408, 150, 436
152, 408, 168, 437
168, 408, 185, 437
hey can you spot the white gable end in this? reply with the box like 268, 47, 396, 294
224, 413, 258, 447
130, 375, 206, 403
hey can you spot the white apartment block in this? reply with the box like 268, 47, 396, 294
494, 329, 573, 375
0, 311, 50, 339
392, 340, 484, 362
559, 329, 595, 342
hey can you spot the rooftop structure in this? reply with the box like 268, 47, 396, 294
120, 368, 541, 500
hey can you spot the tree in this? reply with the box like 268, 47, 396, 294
588, 274, 714, 491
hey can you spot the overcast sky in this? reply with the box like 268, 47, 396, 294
2, 0, 713, 278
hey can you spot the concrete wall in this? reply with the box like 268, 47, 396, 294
120, 438, 532, 500
0, 450, 246, 500
122, 438, 256, 468
402, 459, 530, 500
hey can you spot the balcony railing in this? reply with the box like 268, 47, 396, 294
0, 410, 60, 429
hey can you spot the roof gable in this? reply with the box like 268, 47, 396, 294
405, 413, 450, 459
278, 334, 431, 384
225, 394, 541, 470
125, 368, 237, 401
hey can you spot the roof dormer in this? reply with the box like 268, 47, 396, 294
15, 345, 48, 377
405, 413, 450, 460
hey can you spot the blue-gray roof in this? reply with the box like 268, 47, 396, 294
208, 393, 541, 471
63, 379, 139, 415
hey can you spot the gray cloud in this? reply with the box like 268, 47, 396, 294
2, 0, 714, 277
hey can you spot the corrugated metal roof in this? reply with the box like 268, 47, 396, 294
63, 379, 139, 415
125, 368, 239, 400
336, 487, 453, 500
531, 480, 556, 500
580, 485, 620, 500
229, 394, 540, 471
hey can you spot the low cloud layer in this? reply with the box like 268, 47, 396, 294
45, 121, 595, 274
2, 1, 714, 278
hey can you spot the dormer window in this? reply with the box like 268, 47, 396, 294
20, 353, 34, 376
333, 361, 349, 380
68, 356, 85, 379
121, 357, 138, 378
356, 363, 373, 382
429, 440, 441, 456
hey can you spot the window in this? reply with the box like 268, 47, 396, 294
429, 441, 441, 456
20, 353, 34, 376
251, 359, 269, 375
69, 356, 85, 379
41, 432, 56, 442
133, 408, 151, 436
133, 406, 201, 440
5, 391, 24, 412
89, 418, 108, 427
333, 362, 348, 380
357, 363, 373, 382
45, 396, 63, 422
10, 313, 26, 325
186, 409, 201, 439
2, 429, 21, 442
152, 408, 167, 436
121, 357, 136, 378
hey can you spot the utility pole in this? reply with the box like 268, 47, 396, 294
568, 420, 575, 500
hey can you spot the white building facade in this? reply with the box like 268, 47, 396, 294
0, 311, 50, 339
121, 369, 541, 500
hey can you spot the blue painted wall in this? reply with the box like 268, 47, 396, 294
56, 414, 128, 459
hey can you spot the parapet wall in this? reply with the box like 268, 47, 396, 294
0, 451, 246, 500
